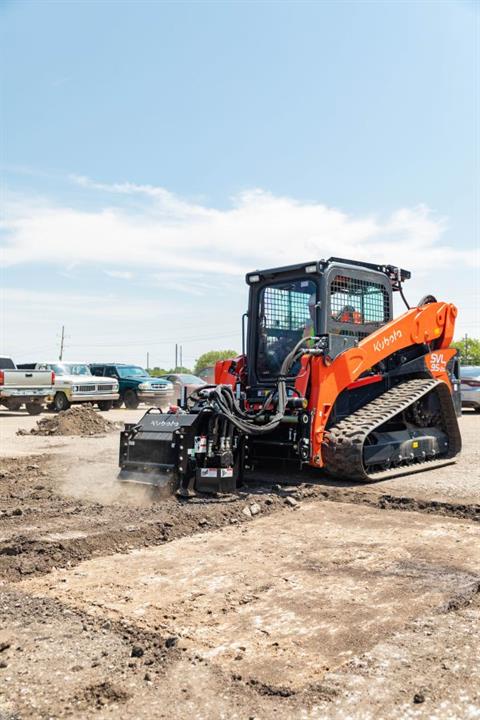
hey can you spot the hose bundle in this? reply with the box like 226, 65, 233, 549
190, 336, 316, 436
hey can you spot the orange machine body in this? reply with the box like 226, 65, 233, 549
304, 301, 457, 466
215, 300, 458, 469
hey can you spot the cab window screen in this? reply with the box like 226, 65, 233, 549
330, 275, 389, 326
257, 279, 316, 378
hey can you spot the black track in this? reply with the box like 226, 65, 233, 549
322, 378, 462, 481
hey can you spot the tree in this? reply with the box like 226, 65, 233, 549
451, 338, 480, 366
193, 349, 238, 376
148, 366, 191, 377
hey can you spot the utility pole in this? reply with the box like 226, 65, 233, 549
146, 352, 149, 370
179, 345, 183, 368
59, 325, 65, 361
175, 343, 178, 370
464, 333, 469, 364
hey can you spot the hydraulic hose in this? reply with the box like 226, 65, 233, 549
399, 284, 410, 310
191, 336, 316, 436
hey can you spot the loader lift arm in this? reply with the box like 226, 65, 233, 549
308, 299, 459, 459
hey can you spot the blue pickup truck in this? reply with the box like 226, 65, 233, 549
90, 363, 174, 409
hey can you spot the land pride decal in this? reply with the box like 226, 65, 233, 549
373, 329, 403, 353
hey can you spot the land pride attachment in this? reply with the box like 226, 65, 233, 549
119, 257, 461, 495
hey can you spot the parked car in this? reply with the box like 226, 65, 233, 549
460, 365, 480, 412
162, 373, 206, 402
19, 362, 119, 412
196, 365, 216, 384
1, 357, 54, 414
90, 364, 174, 409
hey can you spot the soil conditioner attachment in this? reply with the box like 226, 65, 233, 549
119, 256, 462, 495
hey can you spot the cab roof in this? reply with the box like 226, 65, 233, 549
246, 256, 410, 290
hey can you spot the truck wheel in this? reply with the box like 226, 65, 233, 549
26, 403, 43, 416
124, 389, 139, 409
54, 392, 71, 412
98, 400, 113, 411
6, 400, 22, 412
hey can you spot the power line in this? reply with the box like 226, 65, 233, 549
67, 327, 240, 345
68, 331, 241, 348
65, 321, 243, 343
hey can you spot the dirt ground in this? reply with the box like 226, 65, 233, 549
0, 407, 479, 719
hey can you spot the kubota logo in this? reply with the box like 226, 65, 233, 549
373, 329, 402, 353
150, 419, 178, 428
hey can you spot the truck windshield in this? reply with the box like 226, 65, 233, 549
52, 364, 92, 376
257, 278, 316, 378
117, 366, 149, 379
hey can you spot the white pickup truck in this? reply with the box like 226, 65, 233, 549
19, 362, 120, 412
0, 357, 54, 414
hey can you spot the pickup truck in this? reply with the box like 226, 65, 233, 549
0, 357, 54, 414
90, 363, 174, 409
18, 362, 119, 412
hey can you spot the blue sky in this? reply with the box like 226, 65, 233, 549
1, 0, 478, 367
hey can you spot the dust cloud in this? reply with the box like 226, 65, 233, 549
55, 455, 172, 507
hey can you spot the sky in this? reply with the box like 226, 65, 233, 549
1, 0, 478, 369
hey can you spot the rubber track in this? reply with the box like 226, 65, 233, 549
322, 378, 462, 482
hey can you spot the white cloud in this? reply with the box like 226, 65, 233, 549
2, 178, 474, 278
1, 178, 478, 362
69, 175, 213, 220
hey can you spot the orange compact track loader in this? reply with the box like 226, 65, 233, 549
119, 257, 462, 495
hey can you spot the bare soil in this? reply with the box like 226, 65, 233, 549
0, 408, 479, 719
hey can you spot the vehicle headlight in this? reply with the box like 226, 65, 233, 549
73, 386, 78, 392
138, 382, 151, 390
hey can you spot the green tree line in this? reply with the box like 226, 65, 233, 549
451, 337, 480, 366
148, 349, 238, 378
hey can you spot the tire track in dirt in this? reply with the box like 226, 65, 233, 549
3, 581, 480, 718
305, 485, 480, 522
2, 454, 479, 583
19, 501, 480, 691
2, 436, 480, 719
0, 456, 293, 582
11, 501, 480, 719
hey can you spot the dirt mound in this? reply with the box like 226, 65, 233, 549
19, 405, 120, 437
73, 681, 131, 710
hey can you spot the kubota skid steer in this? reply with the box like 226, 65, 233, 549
119, 257, 461, 495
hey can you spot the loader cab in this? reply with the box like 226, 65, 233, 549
246, 258, 398, 388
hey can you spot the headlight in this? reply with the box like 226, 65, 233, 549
138, 382, 151, 390
73, 386, 78, 392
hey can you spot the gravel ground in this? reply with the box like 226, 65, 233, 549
0, 407, 479, 719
